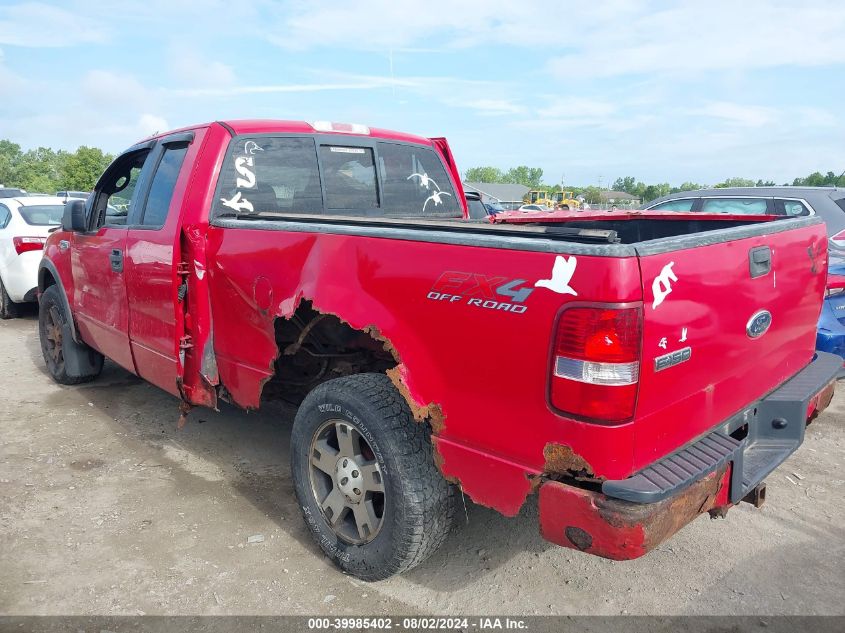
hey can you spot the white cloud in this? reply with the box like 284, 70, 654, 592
81, 70, 154, 110
0, 2, 107, 47
168, 46, 236, 88
689, 102, 778, 127
462, 99, 525, 116
137, 113, 169, 137
537, 99, 617, 119
546, 1, 845, 78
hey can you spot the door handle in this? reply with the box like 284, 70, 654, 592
749, 245, 771, 278
109, 248, 123, 273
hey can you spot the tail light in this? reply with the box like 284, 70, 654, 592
13, 236, 46, 255
550, 306, 642, 423
826, 273, 845, 297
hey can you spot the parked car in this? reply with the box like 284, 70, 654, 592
518, 203, 547, 212
38, 120, 838, 580
0, 187, 27, 198
645, 186, 845, 239
0, 196, 65, 318
485, 200, 505, 215
55, 190, 90, 202
646, 187, 845, 371
817, 251, 845, 375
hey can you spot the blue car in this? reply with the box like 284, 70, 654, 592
816, 254, 845, 377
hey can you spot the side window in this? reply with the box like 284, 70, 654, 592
0, 204, 11, 229
377, 142, 460, 217
778, 199, 810, 217
319, 145, 378, 211
700, 198, 768, 215
650, 199, 695, 211
140, 143, 189, 227
92, 149, 152, 229
214, 137, 322, 216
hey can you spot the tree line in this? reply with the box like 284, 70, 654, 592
3, 138, 842, 204
0, 139, 114, 194
465, 165, 845, 204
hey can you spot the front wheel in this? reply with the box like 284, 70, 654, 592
38, 285, 103, 385
291, 373, 454, 581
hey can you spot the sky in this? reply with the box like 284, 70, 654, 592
0, 0, 843, 187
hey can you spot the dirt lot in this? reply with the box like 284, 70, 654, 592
1, 309, 844, 616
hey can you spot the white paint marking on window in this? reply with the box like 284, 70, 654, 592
329, 147, 365, 154
220, 191, 254, 214
244, 141, 264, 155
235, 156, 256, 189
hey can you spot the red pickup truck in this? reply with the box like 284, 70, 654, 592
37, 120, 839, 580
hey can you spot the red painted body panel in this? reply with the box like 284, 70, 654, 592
206, 226, 642, 490
632, 225, 827, 470
124, 126, 210, 396
538, 468, 732, 560
70, 229, 134, 372
40, 119, 834, 561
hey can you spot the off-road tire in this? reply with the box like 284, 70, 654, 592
38, 284, 103, 385
0, 276, 19, 319
291, 373, 454, 581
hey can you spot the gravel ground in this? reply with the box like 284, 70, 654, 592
1, 310, 843, 616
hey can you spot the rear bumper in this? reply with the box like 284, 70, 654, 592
538, 351, 839, 559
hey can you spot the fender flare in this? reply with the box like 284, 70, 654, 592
38, 259, 79, 343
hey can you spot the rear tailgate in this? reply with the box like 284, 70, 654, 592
632, 219, 828, 471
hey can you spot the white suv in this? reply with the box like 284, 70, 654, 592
0, 196, 66, 318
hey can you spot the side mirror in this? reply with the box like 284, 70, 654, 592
62, 199, 87, 232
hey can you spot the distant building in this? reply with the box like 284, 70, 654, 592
463, 182, 530, 207
599, 190, 640, 205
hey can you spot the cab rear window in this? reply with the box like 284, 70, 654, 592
18, 205, 64, 225
212, 136, 460, 219
319, 145, 378, 210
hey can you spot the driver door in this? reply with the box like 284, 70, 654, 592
71, 144, 154, 372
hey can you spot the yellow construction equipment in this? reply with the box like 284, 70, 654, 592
524, 190, 581, 209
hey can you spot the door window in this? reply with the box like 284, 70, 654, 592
140, 143, 189, 227
650, 199, 696, 211
0, 204, 10, 228
91, 149, 152, 229
778, 199, 810, 217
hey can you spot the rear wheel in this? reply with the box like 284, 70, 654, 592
0, 277, 20, 319
291, 373, 454, 581
38, 285, 103, 385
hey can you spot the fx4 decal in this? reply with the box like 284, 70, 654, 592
427, 271, 534, 314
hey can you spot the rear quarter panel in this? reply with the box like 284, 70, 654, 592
206, 225, 643, 513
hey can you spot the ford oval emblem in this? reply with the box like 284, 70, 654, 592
746, 310, 772, 338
